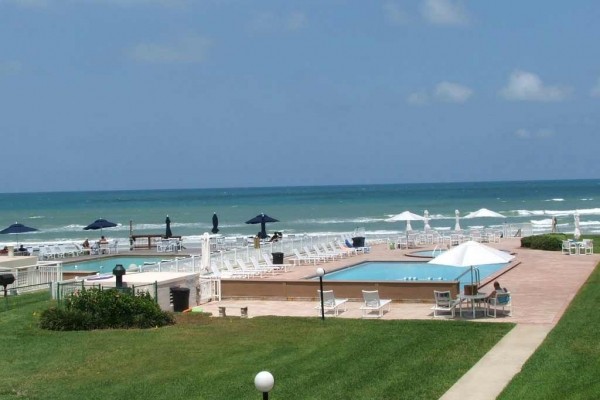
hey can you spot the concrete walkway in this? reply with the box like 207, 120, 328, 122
439, 324, 553, 400
198, 238, 599, 399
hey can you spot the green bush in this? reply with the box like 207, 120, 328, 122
521, 234, 567, 251
39, 288, 175, 331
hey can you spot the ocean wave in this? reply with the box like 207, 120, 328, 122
580, 198, 594, 201
544, 198, 565, 202
516, 208, 600, 217
28, 216, 45, 219
295, 217, 385, 225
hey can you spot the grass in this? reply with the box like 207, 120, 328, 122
0, 293, 513, 400
499, 261, 600, 399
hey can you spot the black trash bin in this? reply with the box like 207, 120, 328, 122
170, 286, 190, 312
271, 252, 284, 265
352, 237, 365, 248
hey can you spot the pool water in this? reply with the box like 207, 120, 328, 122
321, 261, 508, 287
63, 257, 168, 273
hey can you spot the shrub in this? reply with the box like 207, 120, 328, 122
521, 234, 567, 251
39, 288, 175, 331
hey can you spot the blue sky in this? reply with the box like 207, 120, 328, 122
1, 0, 599, 193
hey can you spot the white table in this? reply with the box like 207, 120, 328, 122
458, 292, 488, 318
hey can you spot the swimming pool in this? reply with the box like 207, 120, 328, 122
63, 256, 169, 273
320, 261, 509, 288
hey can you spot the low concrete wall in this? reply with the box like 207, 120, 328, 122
0, 256, 39, 270
221, 279, 459, 302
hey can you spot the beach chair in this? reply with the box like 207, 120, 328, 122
210, 260, 249, 279
315, 290, 348, 317
311, 245, 337, 261
247, 257, 280, 274
261, 253, 294, 272
582, 239, 594, 255
291, 248, 321, 265
487, 291, 512, 318
109, 240, 119, 254
431, 290, 459, 318
360, 290, 392, 318
224, 258, 260, 277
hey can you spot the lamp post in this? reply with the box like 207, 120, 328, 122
254, 371, 274, 400
316, 267, 325, 321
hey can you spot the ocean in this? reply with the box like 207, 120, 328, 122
0, 179, 599, 245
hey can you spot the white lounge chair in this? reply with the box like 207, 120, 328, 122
224, 258, 260, 277
315, 290, 348, 317
487, 291, 512, 318
431, 290, 459, 318
247, 257, 279, 274
360, 290, 392, 318
291, 248, 321, 265
211, 261, 249, 279
311, 245, 337, 261
261, 253, 294, 272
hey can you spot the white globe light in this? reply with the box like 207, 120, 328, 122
254, 371, 274, 393
316, 267, 325, 277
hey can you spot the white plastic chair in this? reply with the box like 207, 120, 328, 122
360, 290, 392, 318
315, 290, 348, 317
431, 290, 459, 318
487, 291, 512, 318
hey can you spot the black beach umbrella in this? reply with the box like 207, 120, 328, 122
0, 222, 38, 245
83, 218, 117, 235
211, 213, 219, 234
245, 213, 279, 239
165, 216, 173, 238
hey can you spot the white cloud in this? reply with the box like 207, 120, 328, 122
250, 11, 307, 33
591, 77, 600, 97
514, 128, 555, 139
407, 82, 472, 105
407, 91, 429, 105
129, 35, 211, 64
383, 2, 409, 25
421, 0, 469, 26
500, 70, 570, 102
0, 60, 22, 74
433, 81, 473, 103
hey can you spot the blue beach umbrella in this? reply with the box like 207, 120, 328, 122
246, 213, 279, 239
165, 216, 173, 238
0, 222, 38, 245
83, 218, 117, 235
211, 213, 219, 234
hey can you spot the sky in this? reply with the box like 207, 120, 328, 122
1, 0, 599, 193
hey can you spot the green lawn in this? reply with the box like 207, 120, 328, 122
0, 293, 512, 400
499, 261, 600, 399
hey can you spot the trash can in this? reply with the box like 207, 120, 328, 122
352, 237, 365, 248
271, 252, 284, 265
170, 286, 190, 312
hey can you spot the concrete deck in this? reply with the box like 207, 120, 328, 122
195, 237, 600, 399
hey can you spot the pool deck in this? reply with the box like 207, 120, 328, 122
196, 237, 600, 399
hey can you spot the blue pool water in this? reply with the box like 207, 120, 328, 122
409, 250, 448, 258
63, 257, 168, 273
321, 261, 509, 287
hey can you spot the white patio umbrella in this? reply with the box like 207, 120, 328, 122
423, 210, 432, 231
386, 211, 425, 231
573, 212, 581, 240
429, 240, 514, 287
454, 210, 461, 231
464, 208, 506, 219
201, 232, 211, 271
429, 240, 514, 317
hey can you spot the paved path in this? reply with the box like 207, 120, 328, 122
197, 238, 600, 399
